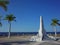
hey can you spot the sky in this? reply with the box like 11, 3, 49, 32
0, 0, 60, 32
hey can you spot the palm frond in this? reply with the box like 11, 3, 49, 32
51, 18, 60, 26
51, 22, 56, 26
57, 23, 60, 26
4, 14, 16, 22
0, 0, 9, 11
0, 22, 2, 26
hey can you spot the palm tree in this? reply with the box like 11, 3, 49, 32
0, 0, 9, 27
0, 0, 9, 28
4, 14, 16, 38
0, 0, 9, 11
0, 15, 2, 26
51, 18, 60, 39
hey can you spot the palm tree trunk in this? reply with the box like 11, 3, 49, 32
8, 21, 11, 38
54, 26, 57, 39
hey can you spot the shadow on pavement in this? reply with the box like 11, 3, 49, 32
0, 41, 34, 45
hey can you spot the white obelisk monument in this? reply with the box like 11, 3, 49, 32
30, 16, 55, 42
38, 16, 45, 41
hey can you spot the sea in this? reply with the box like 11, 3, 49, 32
0, 32, 60, 36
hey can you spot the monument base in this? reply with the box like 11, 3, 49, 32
30, 35, 56, 42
